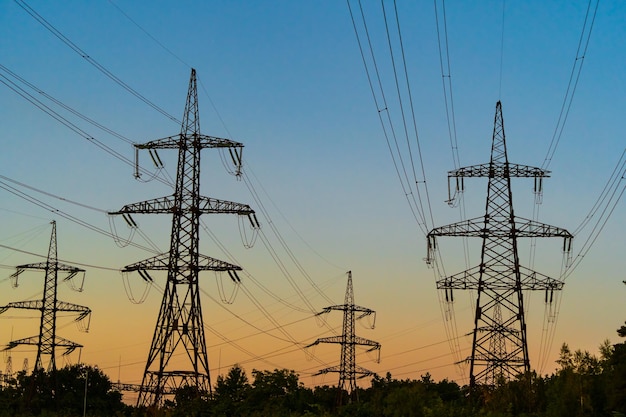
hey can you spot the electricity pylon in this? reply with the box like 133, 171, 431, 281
307, 271, 380, 405
0, 220, 91, 373
426, 101, 573, 388
109, 68, 257, 407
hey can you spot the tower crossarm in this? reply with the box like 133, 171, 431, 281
113, 381, 177, 395
108, 195, 255, 216
121, 253, 243, 284
12, 262, 84, 275
436, 265, 564, 291
449, 163, 549, 179
514, 217, 574, 240
135, 134, 244, 150
427, 217, 573, 263
354, 365, 377, 378
306, 335, 380, 349
123, 253, 242, 272
318, 304, 375, 316
306, 336, 343, 347
55, 301, 91, 320
0, 300, 44, 313
313, 364, 376, 378
4, 335, 40, 350
312, 364, 341, 375
428, 216, 571, 239
353, 336, 381, 351
4, 335, 82, 354
427, 216, 485, 238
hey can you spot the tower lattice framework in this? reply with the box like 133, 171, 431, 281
0, 220, 91, 373
109, 68, 256, 407
426, 101, 573, 387
307, 271, 380, 404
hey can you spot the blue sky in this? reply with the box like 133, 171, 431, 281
0, 0, 624, 398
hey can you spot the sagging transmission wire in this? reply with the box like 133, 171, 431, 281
541, 0, 599, 171
0, 174, 162, 254
531, 0, 600, 370
348, 0, 467, 377
347, 0, 432, 237
381, 0, 435, 233
0, 65, 170, 188
0, 178, 161, 256
562, 149, 625, 280
13, 0, 180, 125
431, 0, 471, 378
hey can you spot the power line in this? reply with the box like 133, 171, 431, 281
0, 65, 172, 187
14, 0, 181, 124
541, 0, 600, 170
347, 0, 429, 235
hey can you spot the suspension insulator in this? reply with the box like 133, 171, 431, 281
134, 147, 141, 179
228, 148, 238, 166
137, 270, 153, 283
123, 214, 138, 228
149, 149, 164, 168
227, 270, 241, 283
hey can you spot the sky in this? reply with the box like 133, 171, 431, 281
0, 0, 624, 402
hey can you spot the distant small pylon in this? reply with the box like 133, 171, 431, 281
0, 221, 91, 373
307, 271, 380, 405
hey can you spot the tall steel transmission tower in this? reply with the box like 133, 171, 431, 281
426, 101, 573, 388
307, 271, 380, 405
109, 68, 257, 407
0, 220, 91, 373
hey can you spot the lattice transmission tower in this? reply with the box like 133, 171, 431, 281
307, 271, 380, 405
109, 68, 257, 407
0, 220, 91, 373
426, 101, 573, 388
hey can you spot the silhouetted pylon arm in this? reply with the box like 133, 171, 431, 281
306, 335, 380, 349
123, 253, 242, 272
121, 253, 242, 284
427, 217, 572, 264
4, 335, 82, 354
318, 304, 374, 315
135, 134, 243, 150
306, 336, 343, 347
436, 265, 564, 292
108, 195, 255, 216
313, 364, 376, 378
427, 217, 572, 239
449, 163, 548, 179
0, 300, 90, 318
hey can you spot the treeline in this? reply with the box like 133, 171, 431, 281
0, 336, 624, 416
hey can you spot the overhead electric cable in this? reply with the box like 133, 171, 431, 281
347, 0, 429, 235
106, 0, 191, 69
0, 179, 160, 255
541, 0, 599, 169
0, 66, 171, 187
14, 0, 181, 124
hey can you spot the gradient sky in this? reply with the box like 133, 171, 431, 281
0, 0, 624, 402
